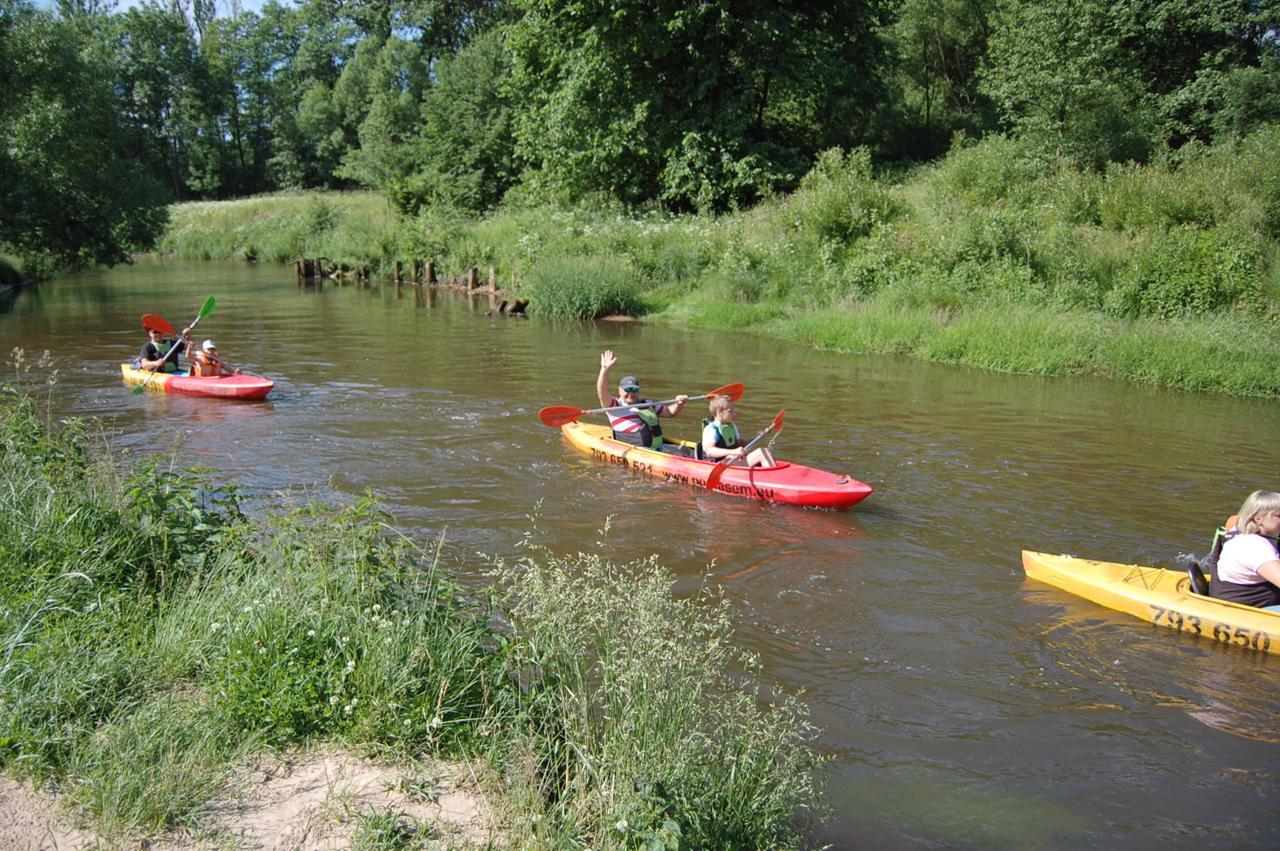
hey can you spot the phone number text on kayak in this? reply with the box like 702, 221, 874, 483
591, 448, 775, 500
1148, 605, 1272, 652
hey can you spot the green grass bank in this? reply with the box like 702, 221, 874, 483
157, 130, 1280, 398
0, 367, 820, 847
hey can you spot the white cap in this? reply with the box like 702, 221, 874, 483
201, 339, 216, 352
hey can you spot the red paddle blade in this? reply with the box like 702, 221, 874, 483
772, 410, 785, 430
710, 383, 745, 401
142, 314, 175, 335
539, 405, 586, 427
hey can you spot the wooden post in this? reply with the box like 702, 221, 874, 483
467, 267, 479, 289
488, 266, 498, 291
427, 262, 437, 284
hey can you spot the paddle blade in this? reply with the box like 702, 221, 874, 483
539, 405, 585, 427
142, 314, 174, 335
705, 459, 730, 491
197, 296, 217, 320
708, 383, 744, 402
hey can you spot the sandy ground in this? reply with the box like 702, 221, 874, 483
0, 749, 497, 849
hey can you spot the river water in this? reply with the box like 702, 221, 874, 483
3, 259, 1278, 848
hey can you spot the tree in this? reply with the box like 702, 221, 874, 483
980, 0, 1153, 166
506, 0, 893, 212
0, 1, 168, 268
391, 26, 516, 213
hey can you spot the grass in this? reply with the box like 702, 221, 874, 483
0, 366, 821, 847
154, 126, 1280, 398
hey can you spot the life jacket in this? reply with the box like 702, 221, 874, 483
703, 418, 740, 449
609, 401, 664, 449
1206, 518, 1280, 608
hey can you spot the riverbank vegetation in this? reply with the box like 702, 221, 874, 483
158, 127, 1280, 397
0, 372, 819, 846
5, 1, 1278, 395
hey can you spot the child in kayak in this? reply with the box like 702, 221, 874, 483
188, 339, 240, 377
701, 394, 775, 467
1209, 490, 1280, 611
596, 349, 688, 453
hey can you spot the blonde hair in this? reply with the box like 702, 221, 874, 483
1234, 490, 1280, 535
708, 395, 734, 416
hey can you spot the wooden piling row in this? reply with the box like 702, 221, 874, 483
294, 258, 520, 309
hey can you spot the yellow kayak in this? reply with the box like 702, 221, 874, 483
1021, 550, 1278, 655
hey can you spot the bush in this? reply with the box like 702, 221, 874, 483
789, 147, 899, 245
521, 254, 644, 318
1104, 226, 1266, 318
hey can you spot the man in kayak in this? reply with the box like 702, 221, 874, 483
137, 324, 189, 373
188, 339, 240, 377
597, 349, 688, 453
1209, 490, 1280, 611
701, 395, 775, 467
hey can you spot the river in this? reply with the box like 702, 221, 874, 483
2, 259, 1277, 848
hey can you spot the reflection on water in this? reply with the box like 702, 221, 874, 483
3, 259, 1278, 849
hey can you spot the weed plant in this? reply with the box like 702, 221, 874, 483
489, 541, 821, 849
0, 372, 823, 846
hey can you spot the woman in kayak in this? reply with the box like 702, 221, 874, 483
701, 394, 775, 467
188, 339, 240, 377
596, 349, 688, 454
1210, 490, 1280, 611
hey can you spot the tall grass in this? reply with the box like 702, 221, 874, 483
490, 545, 822, 848
0, 372, 823, 846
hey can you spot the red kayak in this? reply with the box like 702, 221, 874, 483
120, 363, 274, 400
562, 422, 873, 509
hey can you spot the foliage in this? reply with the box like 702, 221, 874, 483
520, 254, 644, 319
0, 2, 169, 268
492, 544, 822, 849
0, 378, 825, 840
506, 0, 893, 211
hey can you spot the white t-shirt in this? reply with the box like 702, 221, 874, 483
1217, 533, 1280, 584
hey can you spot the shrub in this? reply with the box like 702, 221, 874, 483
1104, 226, 1266, 318
521, 254, 643, 318
789, 147, 899, 245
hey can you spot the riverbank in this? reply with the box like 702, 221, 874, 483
155, 130, 1280, 398
0, 377, 820, 847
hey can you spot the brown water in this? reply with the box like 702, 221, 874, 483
3, 259, 1278, 848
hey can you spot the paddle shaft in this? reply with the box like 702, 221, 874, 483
539, 383, 743, 427
705, 410, 784, 490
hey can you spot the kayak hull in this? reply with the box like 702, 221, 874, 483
120, 364, 274, 400
1021, 550, 1278, 655
561, 422, 873, 510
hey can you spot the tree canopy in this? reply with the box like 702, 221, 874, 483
2, 0, 1278, 265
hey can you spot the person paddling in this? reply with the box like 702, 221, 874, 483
701, 394, 775, 467
137, 324, 189, 373
188, 339, 240, 377
596, 349, 688, 454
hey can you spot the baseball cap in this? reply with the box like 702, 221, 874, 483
619, 375, 640, 391
202, 339, 217, 352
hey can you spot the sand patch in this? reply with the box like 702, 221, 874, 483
1, 749, 497, 850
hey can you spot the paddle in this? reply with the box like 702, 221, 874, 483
538, 383, 744, 428
141, 314, 175, 335
705, 409, 784, 491
131, 296, 216, 394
